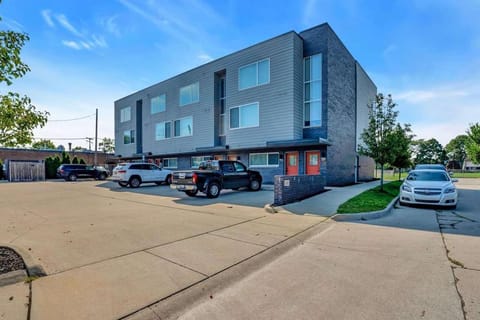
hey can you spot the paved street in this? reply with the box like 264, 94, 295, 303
175, 179, 480, 320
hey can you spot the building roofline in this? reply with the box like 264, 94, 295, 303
115, 30, 301, 103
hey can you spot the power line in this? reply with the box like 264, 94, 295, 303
33, 137, 93, 141
48, 114, 96, 122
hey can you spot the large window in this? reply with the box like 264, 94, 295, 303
230, 102, 259, 129
191, 156, 212, 168
174, 116, 193, 137
179, 82, 199, 106
239, 59, 270, 90
151, 94, 166, 114
155, 121, 171, 140
218, 77, 226, 136
304, 54, 322, 127
163, 158, 178, 169
249, 153, 279, 167
120, 107, 131, 122
123, 130, 135, 144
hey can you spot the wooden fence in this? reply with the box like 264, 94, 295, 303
7, 160, 45, 182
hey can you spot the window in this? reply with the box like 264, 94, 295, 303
155, 121, 171, 140
191, 156, 211, 168
174, 116, 193, 137
123, 130, 135, 144
239, 59, 270, 90
219, 77, 226, 136
163, 158, 178, 169
230, 103, 259, 129
304, 54, 322, 127
179, 82, 199, 106
120, 107, 131, 122
151, 94, 166, 114
249, 152, 279, 167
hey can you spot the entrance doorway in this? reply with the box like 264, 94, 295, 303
286, 152, 299, 175
306, 151, 320, 175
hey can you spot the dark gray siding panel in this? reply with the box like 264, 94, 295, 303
114, 97, 138, 157
301, 24, 357, 186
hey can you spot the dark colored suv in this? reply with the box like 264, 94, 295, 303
57, 164, 109, 181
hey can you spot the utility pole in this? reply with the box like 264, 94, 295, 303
94, 108, 98, 166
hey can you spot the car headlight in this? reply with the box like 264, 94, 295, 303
401, 184, 412, 192
444, 187, 456, 194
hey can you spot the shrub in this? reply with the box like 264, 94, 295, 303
72, 157, 79, 164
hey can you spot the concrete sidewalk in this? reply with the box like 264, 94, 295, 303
277, 180, 380, 216
0, 179, 384, 319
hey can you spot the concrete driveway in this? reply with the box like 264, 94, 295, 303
0, 180, 326, 320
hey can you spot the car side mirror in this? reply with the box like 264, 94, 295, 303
452, 178, 459, 183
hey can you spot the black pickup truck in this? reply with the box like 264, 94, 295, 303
170, 160, 262, 198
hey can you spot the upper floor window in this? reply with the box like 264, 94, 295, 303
304, 54, 322, 127
179, 82, 199, 106
230, 102, 259, 129
151, 94, 166, 114
174, 116, 193, 137
155, 121, 171, 140
123, 130, 135, 144
239, 59, 270, 90
120, 106, 131, 122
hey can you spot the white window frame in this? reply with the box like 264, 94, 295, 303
249, 152, 280, 167
229, 102, 259, 130
191, 156, 212, 168
303, 54, 322, 128
173, 116, 193, 138
151, 94, 166, 114
179, 82, 200, 106
238, 58, 270, 90
163, 158, 178, 169
120, 106, 131, 123
155, 121, 171, 140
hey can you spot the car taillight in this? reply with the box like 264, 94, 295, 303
192, 173, 198, 184
59, 170, 64, 174
117, 170, 126, 174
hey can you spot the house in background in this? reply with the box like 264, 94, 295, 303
114, 23, 376, 185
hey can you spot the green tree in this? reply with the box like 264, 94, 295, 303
466, 123, 480, 164
445, 134, 469, 169
61, 151, 71, 164
359, 93, 399, 191
413, 138, 444, 164
32, 139, 56, 149
72, 156, 79, 164
390, 123, 413, 180
0, 10, 49, 147
99, 137, 114, 153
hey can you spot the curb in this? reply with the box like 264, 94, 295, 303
0, 243, 47, 279
331, 196, 399, 222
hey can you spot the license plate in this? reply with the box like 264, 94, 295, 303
177, 185, 186, 190
179, 173, 186, 179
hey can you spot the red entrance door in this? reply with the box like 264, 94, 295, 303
306, 151, 320, 175
286, 152, 299, 175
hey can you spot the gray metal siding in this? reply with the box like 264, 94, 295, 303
114, 97, 138, 157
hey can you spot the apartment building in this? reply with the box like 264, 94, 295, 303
114, 23, 376, 185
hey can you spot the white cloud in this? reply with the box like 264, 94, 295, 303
41, 10, 55, 27
103, 15, 121, 37
92, 35, 108, 48
302, 0, 318, 26
396, 89, 468, 104
197, 54, 213, 63
62, 40, 82, 50
55, 14, 84, 37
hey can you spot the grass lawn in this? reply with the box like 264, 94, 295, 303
337, 180, 402, 214
451, 172, 480, 178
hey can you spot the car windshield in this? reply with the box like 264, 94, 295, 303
415, 164, 446, 171
407, 171, 449, 181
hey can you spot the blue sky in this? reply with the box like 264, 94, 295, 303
1, 0, 479, 148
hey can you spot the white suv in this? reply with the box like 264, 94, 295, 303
111, 163, 172, 188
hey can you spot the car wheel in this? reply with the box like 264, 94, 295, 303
118, 181, 128, 187
185, 190, 198, 197
165, 174, 172, 185
206, 182, 221, 198
98, 173, 107, 180
129, 176, 141, 188
248, 179, 261, 191
68, 174, 77, 181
